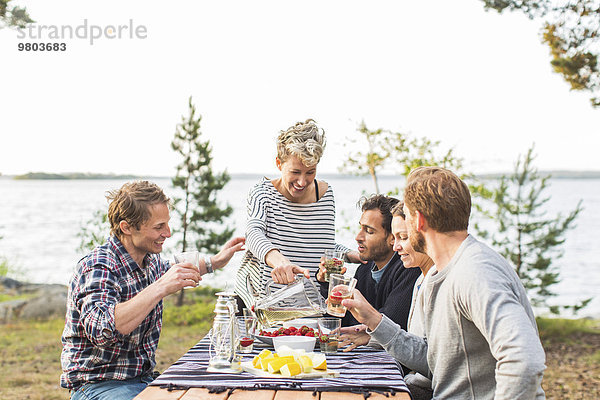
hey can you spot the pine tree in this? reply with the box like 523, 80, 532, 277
171, 97, 234, 306
477, 144, 588, 314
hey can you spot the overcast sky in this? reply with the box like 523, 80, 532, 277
1, 0, 598, 177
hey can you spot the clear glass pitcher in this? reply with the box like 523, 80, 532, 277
251, 275, 327, 328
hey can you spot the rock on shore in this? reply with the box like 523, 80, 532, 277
0, 277, 67, 323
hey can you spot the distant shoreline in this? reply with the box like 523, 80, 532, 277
2, 170, 600, 180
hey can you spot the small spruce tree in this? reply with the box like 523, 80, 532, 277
477, 144, 588, 314
171, 97, 234, 306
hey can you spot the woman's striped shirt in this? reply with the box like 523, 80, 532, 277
234, 178, 349, 308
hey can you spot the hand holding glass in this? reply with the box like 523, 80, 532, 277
327, 274, 357, 317
174, 251, 200, 287
323, 250, 345, 282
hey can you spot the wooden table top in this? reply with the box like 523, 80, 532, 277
135, 386, 411, 399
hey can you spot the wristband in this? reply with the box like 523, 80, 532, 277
204, 255, 214, 274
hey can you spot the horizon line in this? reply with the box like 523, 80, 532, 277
2, 169, 600, 180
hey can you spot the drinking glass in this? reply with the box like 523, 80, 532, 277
323, 249, 345, 282
236, 316, 256, 354
174, 251, 200, 288
174, 251, 199, 268
327, 273, 357, 317
317, 318, 341, 354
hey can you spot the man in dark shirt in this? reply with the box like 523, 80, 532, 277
317, 194, 420, 330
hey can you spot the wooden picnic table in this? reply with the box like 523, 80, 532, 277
135, 386, 411, 399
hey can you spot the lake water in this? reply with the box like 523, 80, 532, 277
0, 175, 598, 318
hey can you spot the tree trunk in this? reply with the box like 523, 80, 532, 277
370, 169, 380, 194
176, 177, 192, 307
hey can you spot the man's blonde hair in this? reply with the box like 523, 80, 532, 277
106, 181, 170, 239
404, 167, 471, 232
276, 119, 326, 166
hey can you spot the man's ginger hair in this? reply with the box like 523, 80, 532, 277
404, 167, 471, 232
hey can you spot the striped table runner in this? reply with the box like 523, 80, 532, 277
150, 334, 410, 396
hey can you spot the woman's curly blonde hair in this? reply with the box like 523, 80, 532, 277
276, 119, 326, 167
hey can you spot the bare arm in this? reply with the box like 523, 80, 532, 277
265, 249, 310, 284
115, 262, 201, 334
342, 289, 383, 330
116, 236, 246, 334
210, 236, 246, 271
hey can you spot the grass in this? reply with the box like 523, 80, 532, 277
0, 319, 66, 400
539, 318, 600, 399
537, 317, 600, 341
0, 290, 598, 399
0, 292, 35, 302
0, 289, 217, 400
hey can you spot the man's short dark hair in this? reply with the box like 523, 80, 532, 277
358, 194, 400, 235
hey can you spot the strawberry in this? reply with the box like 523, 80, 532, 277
319, 334, 329, 343
305, 331, 315, 337
329, 290, 344, 304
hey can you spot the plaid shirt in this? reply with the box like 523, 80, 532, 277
60, 235, 170, 390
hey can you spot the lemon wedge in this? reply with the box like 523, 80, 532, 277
258, 349, 272, 359
251, 355, 262, 368
280, 361, 302, 377
276, 345, 294, 357
259, 355, 275, 371
267, 356, 295, 374
263, 355, 294, 372
298, 355, 313, 373
311, 353, 327, 370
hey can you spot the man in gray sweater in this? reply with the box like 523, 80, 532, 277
344, 167, 546, 399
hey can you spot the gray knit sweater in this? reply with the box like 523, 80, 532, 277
370, 235, 546, 399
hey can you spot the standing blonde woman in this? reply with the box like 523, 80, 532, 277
234, 119, 361, 309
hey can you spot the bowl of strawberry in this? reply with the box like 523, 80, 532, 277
256, 325, 317, 346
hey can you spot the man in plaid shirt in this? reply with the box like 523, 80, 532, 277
60, 181, 245, 400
